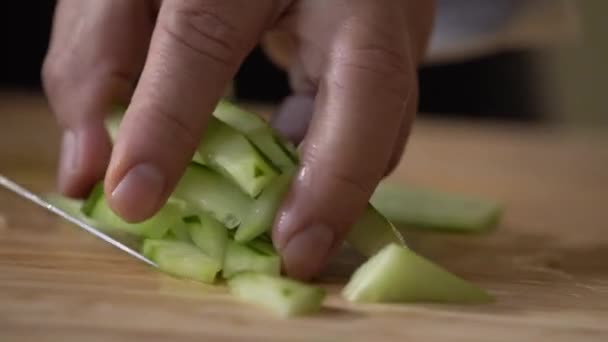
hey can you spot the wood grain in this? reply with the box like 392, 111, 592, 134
1, 93, 607, 341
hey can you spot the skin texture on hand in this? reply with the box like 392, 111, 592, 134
43, 0, 435, 281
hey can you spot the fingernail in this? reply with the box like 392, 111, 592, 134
110, 163, 165, 222
58, 130, 78, 192
281, 224, 335, 280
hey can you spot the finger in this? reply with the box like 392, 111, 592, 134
270, 94, 315, 146
272, 10, 419, 280
42, 0, 154, 197
385, 85, 418, 176
105, 0, 286, 222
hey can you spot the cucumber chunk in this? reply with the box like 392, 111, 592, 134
142, 239, 221, 284
198, 117, 279, 198
166, 221, 192, 243
172, 164, 253, 229
213, 99, 297, 171
247, 238, 277, 256
342, 243, 493, 303
105, 112, 121, 143
45, 194, 88, 221
227, 272, 326, 317
346, 205, 406, 257
187, 214, 228, 264
83, 183, 177, 239
371, 183, 503, 233
234, 170, 294, 243
222, 240, 281, 279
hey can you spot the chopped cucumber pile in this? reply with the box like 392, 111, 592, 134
46, 99, 497, 317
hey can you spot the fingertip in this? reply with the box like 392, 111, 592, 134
280, 224, 335, 281
106, 162, 166, 223
57, 122, 112, 199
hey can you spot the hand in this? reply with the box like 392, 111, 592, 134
42, 0, 435, 280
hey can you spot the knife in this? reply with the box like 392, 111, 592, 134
0, 174, 156, 267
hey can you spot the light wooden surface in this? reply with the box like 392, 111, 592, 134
1, 93, 607, 341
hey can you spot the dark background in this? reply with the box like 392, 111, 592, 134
0, 2, 546, 122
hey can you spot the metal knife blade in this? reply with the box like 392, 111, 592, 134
0, 174, 156, 267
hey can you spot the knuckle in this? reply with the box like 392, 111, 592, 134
334, 43, 414, 96
162, 3, 246, 67
304, 151, 375, 201
328, 168, 372, 200
41, 55, 64, 94
144, 104, 202, 151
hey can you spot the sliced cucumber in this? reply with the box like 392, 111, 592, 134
247, 238, 277, 256
188, 213, 228, 264
234, 170, 294, 243
346, 205, 406, 257
105, 112, 121, 143
213, 99, 297, 171
227, 272, 326, 317
142, 239, 221, 284
83, 183, 177, 239
197, 117, 279, 198
371, 183, 503, 233
166, 221, 192, 243
45, 193, 88, 221
172, 164, 253, 229
342, 243, 493, 303
222, 240, 281, 279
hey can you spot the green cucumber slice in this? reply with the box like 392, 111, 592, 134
247, 238, 277, 256
234, 169, 295, 243
213, 99, 297, 170
346, 205, 406, 257
370, 183, 503, 233
342, 243, 493, 303
172, 164, 253, 229
222, 240, 281, 279
187, 214, 228, 264
166, 221, 192, 243
105, 112, 121, 143
197, 117, 279, 198
142, 239, 221, 284
83, 183, 177, 239
227, 272, 326, 317
45, 194, 88, 221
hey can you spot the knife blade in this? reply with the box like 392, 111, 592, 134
0, 174, 156, 267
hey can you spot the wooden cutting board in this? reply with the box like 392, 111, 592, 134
1, 93, 607, 341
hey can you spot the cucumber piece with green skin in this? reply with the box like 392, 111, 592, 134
227, 272, 326, 317
172, 164, 254, 229
346, 205, 407, 257
247, 238, 277, 256
142, 239, 221, 284
83, 183, 177, 239
166, 220, 192, 243
105, 112, 121, 143
213, 99, 298, 171
45, 194, 88, 221
370, 183, 503, 233
187, 213, 228, 264
198, 117, 279, 198
342, 243, 493, 303
234, 169, 295, 243
222, 240, 281, 279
